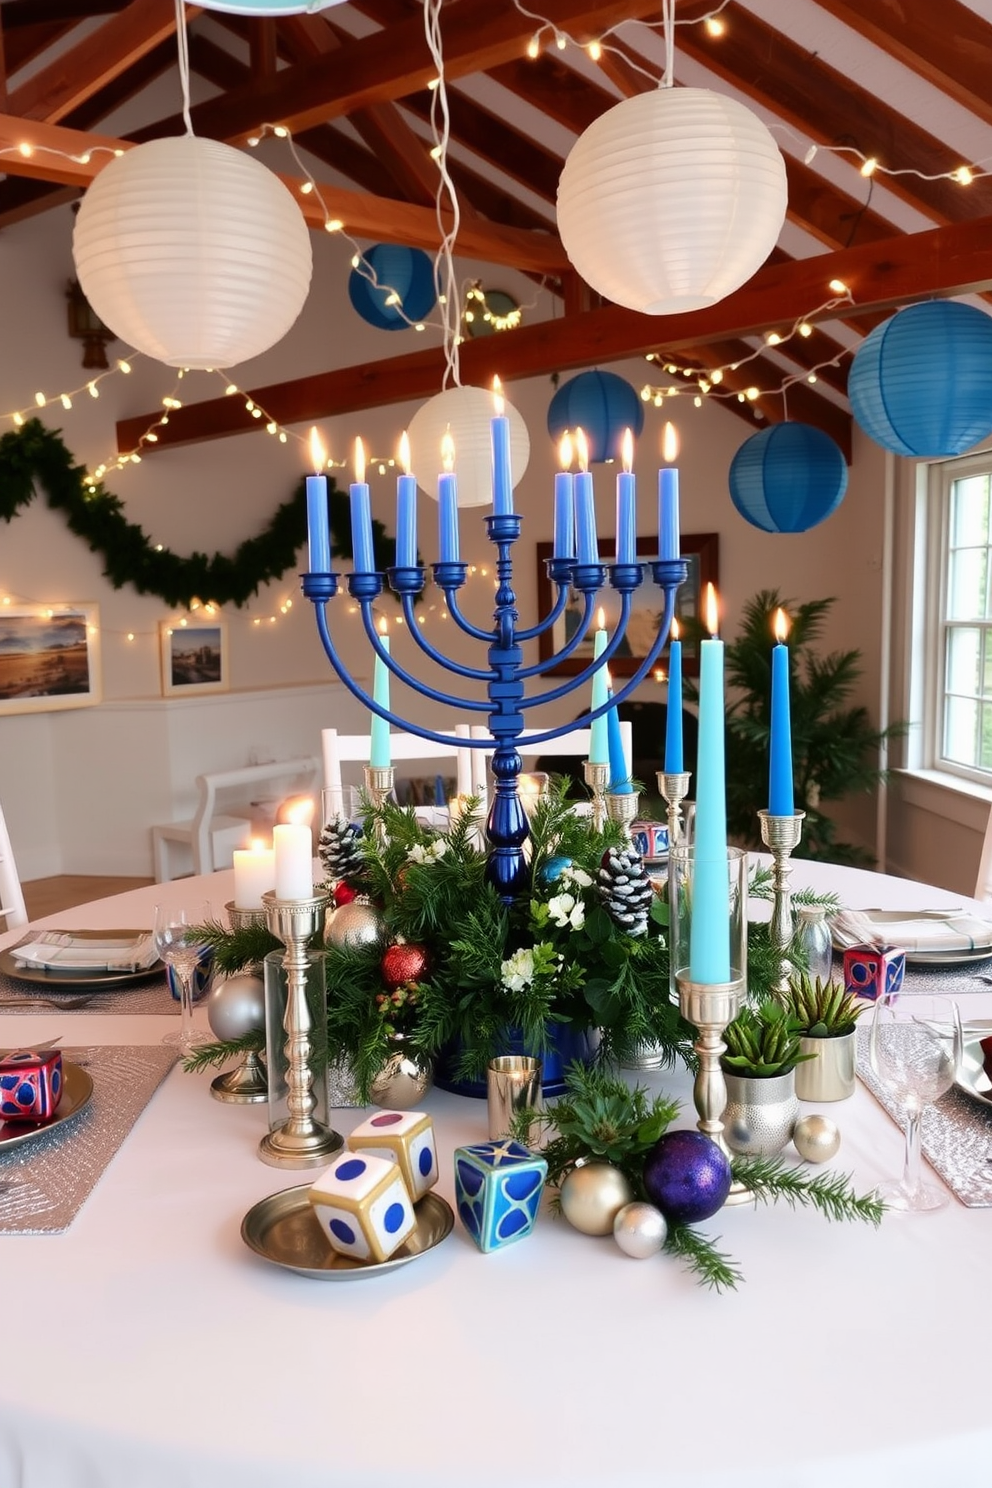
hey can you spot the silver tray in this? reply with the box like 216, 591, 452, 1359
0, 929, 163, 989
0, 1062, 94, 1150
241, 1185, 454, 1280
956, 1035, 992, 1111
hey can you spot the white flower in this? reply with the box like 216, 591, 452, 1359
407, 839, 448, 865
501, 947, 535, 991
547, 892, 586, 931
561, 865, 592, 890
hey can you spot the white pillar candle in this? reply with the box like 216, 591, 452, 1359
232, 841, 275, 910
273, 823, 313, 901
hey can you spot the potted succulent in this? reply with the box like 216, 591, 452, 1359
780, 973, 865, 1102
721, 1002, 813, 1156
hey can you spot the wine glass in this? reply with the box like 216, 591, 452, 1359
154, 904, 209, 1052
869, 994, 962, 1212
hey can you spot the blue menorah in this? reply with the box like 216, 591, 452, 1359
302, 422, 687, 903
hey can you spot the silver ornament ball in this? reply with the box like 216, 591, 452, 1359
324, 897, 386, 952
560, 1162, 635, 1236
613, 1201, 668, 1259
206, 972, 266, 1042
793, 1113, 841, 1163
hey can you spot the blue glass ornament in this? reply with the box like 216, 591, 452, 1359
547, 370, 645, 463
348, 244, 437, 331
537, 855, 572, 886
729, 422, 848, 534
642, 1129, 731, 1224
848, 300, 992, 458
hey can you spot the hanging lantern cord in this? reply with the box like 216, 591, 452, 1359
660, 0, 675, 89
424, 0, 461, 391
174, 0, 194, 137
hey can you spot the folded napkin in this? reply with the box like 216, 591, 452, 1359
831, 909, 992, 955
12, 931, 158, 973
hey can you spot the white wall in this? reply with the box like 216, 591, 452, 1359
0, 195, 955, 886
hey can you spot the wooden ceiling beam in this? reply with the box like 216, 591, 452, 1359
141, 0, 666, 143
677, 3, 992, 226
0, 113, 567, 271
115, 213, 992, 455
811, 0, 992, 130
6, 0, 195, 124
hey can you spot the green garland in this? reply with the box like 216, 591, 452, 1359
0, 418, 399, 609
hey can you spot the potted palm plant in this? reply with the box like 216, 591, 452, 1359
780, 973, 865, 1102
721, 1002, 813, 1155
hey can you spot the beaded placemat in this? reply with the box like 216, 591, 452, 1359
0, 1045, 177, 1234
0, 968, 175, 1014
856, 1027, 992, 1208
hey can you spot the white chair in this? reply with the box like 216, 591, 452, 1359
321, 726, 475, 817
0, 796, 28, 930
151, 757, 319, 882
469, 722, 634, 809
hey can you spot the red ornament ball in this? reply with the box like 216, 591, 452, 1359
642, 1130, 731, 1225
381, 942, 428, 988
333, 881, 359, 907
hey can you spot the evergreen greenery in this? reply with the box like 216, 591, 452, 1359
686, 590, 906, 865
0, 418, 398, 608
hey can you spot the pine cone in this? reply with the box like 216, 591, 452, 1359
318, 816, 364, 883
598, 847, 654, 937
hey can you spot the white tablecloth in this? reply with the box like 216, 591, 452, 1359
0, 863, 989, 1488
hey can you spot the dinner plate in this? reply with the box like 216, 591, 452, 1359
0, 1063, 94, 1151
904, 946, 992, 968
955, 1036, 992, 1111
0, 928, 163, 989
241, 1185, 454, 1280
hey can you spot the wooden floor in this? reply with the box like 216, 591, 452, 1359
22, 875, 154, 920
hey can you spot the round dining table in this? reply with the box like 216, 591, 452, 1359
0, 858, 989, 1488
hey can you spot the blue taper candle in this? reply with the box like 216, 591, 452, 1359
437, 432, 459, 564
664, 621, 683, 774
396, 430, 417, 569
491, 377, 514, 516
768, 608, 794, 815
370, 623, 391, 769
305, 427, 331, 575
616, 427, 637, 567
689, 584, 730, 984
554, 432, 575, 560
349, 438, 375, 574
606, 688, 632, 792
658, 421, 680, 562
574, 428, 599, 566
589, 618, 609, 765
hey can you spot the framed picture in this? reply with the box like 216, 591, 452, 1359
160, 619, 228, 697
535, 534, 719, 678
0, 604, 101, 716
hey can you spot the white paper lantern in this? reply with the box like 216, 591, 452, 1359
190, 1, 345, 13
557, 87, 787, 316
72, 135, 313, 369
407, 385, 530, 508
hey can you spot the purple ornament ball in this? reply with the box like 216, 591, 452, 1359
642, 1130, 731, 1225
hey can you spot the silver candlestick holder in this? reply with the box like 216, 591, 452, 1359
676, 975, 752, 1206
364, 763, 395, 845
258, 889, 343, 1169
758, 809, 806, 996
209, 902, 270, 1105
606, 789, 640, 842
657, 770, 692, 852
583, 760, 609, 832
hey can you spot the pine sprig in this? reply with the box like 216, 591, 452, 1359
748, 865, 841, 915
731, 1154, 885, 1225
192, 920, 280, 974
181, 1030, 264, 1073
663, 1223, 744, 1292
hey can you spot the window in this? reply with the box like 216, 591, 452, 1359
919, 448, 992, 781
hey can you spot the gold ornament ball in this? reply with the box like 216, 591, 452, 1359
560, 1162, 635, 1236
793, 1113, 841, 1163
613, 1201, 667, 1259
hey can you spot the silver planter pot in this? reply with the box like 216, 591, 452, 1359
794, 1029, 857, 1102
722, 1069, 799, 1157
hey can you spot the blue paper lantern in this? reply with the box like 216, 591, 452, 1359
348, 244, 437, 331
848, 301, 992, 458
547, 370, 644, 463
728, 422, 848, 534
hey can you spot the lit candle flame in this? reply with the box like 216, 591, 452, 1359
309, 426, 327, 472
597, 605, 606, 630
250, 837, 268, 853
671, 616, 680, 642
621, 426, 633, 473
773, 606, 790, 644
662, 421, 679, 463
704, 582, 719, 637
558, 432, 573, 470
441, 429, 455, 472
378, 615, 389, 637
575, 427, 589, 473
399, 430, 411, 477
284, 795, 315, 827
354, 437, 366, 484
492, 374, 504, 416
